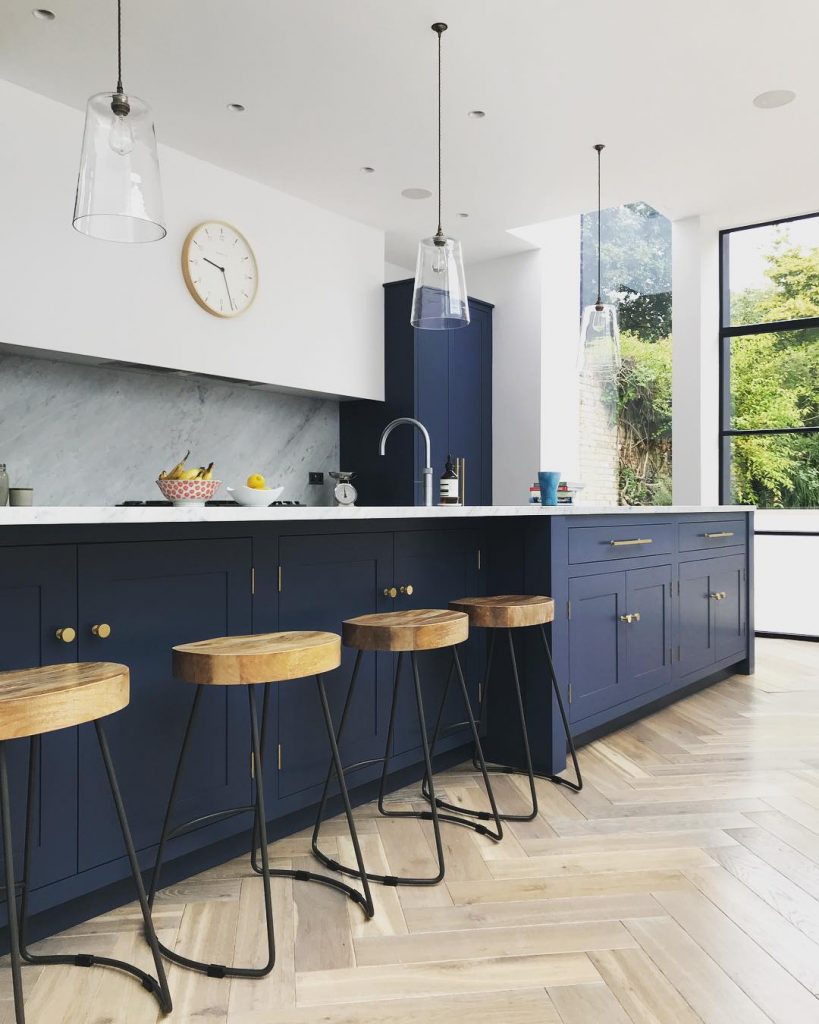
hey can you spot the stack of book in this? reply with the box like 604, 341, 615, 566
557, 481, 585, 505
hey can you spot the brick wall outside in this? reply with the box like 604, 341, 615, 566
578, 375, 619, 505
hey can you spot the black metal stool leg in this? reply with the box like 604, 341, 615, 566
539, 625, 583, 793
149, 685, 276, 978
147, 685, 204, 911
0, 742, 26, 1024
250, 682, 272, 874
14, 728, 173, 1014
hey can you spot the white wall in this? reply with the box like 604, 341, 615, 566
0, 80, 385, 401
672, 216, 720, 505
468, 250, 545, 504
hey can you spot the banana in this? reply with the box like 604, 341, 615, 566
180, 467, 201, 480
201, 462, 214, 481
167, 450, 191, 481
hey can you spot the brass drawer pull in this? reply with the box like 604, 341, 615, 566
91, 623, 112, 638
610, 538, 653, 547
55, 627, 76, 644
709, 592, 727, 601
619, 612, 641, 624
704, 531, 735, 539
383, 587, 398, 599
400, 584, 414, 596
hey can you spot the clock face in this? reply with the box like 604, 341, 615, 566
182, 221, 258, 318
334, 482, 357, 506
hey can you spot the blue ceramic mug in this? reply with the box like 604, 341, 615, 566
538, 471, 561, 506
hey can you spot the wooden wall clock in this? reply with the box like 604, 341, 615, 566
181, 221, 258, 317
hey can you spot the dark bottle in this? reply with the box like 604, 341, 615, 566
440, 454, 459, 505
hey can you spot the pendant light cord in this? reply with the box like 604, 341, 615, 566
116, 0, 124, 94
595, 143, 603, 306
436, 24, 443, 238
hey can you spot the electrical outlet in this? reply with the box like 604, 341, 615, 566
308, 471, 324, 485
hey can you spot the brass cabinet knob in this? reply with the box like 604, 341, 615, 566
91, 623, 112, 638
400, 584, 414, 596
383, 587, 398, 599
709, 592, 727, 601
55, 627, 76, 644
619, 612, 641, 624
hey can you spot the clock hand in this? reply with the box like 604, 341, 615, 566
222, 271, 236, 311
203, 257, 225, 272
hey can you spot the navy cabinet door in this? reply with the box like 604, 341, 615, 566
76, 539, 252, 870
568, 572, 626, 723
0, 546, 78, 897
448, 306, 492, 505
392, 529, 482, 754
678, 559, 715, 677
415, 329, 450, 505
276, 533, 393, 802
624, 565, 673, 696
712, 554, 746, 662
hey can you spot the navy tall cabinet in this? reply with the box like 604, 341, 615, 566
340, 279, 493, 507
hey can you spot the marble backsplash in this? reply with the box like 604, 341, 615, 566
0, 355, 340, 506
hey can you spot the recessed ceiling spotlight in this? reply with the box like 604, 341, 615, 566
457, 212, 469, 218
401, 187, 432, 200
467, 110, 486, 119
32, 8, 56, 19
753, 89, 796, 109
226, 102, 246, 113
360, 166, 375, 174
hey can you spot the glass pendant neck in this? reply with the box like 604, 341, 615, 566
433, 22, 446, 239
594, 143, 604, 306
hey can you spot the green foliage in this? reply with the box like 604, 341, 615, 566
728, 236, 819, 507
616, 333, 672, 505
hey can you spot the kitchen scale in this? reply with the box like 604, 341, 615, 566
329, 471, 357, 507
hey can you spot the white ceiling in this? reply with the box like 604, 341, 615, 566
2, 0, 818, 266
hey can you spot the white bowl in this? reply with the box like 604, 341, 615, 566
227, 485, 285, 507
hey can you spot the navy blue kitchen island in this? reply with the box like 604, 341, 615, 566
0, 504, 753, 943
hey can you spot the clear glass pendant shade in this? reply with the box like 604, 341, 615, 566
73, 92, 166, 242
411, 236, 470, 330
578, 303, 621, 379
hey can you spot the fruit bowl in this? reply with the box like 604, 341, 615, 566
156, 477, 222, 506
226, 484, 284, 507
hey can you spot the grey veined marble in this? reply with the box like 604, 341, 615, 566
0, 354, 340, 506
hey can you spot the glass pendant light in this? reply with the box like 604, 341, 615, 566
579, 144, 620, 378
73, 0, 165, 242
411, 23, 469, 330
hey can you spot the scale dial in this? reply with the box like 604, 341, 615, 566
334, 481, 357, 506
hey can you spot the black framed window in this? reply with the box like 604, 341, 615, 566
719, 213, 819, 508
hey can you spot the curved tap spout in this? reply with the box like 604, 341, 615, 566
379, 417, 434, 507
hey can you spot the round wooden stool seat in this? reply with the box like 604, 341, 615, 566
343, 609, 468, 652
0, 662, 129, 741
172, 631, 341, 685
450, 595, 555, 629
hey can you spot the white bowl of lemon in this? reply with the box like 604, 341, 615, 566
227, 475, 284, 507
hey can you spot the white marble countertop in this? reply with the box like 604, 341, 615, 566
0, 504, 752, 527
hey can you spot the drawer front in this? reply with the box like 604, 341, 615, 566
679, 519, 747, 552
568, 523, 675, 564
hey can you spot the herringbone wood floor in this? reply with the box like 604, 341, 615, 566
4, 637, 819, 1023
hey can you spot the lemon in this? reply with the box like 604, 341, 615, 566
247, 473, 266, 490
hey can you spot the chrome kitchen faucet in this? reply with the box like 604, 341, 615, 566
379, 418, 434, 507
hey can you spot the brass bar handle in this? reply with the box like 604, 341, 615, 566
704, 531, 735, 539
91, 623, 112, 638
400, 585, 414, 596
619, 612, 641, 624
383, 587, 398, 599
55, 627, 76, 644
610, 538, 653, 547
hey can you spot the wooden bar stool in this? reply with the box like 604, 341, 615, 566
423, 596, 582, 823
0, 662, 172, 1024
312, 609, 503, 887
147, 631, 373, 981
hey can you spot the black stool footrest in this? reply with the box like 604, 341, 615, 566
293, 869, 312, 882
74, 954, 94, 968
207, 964, 228, 979
141, 977, 159, 993
383, 876, 399, 887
